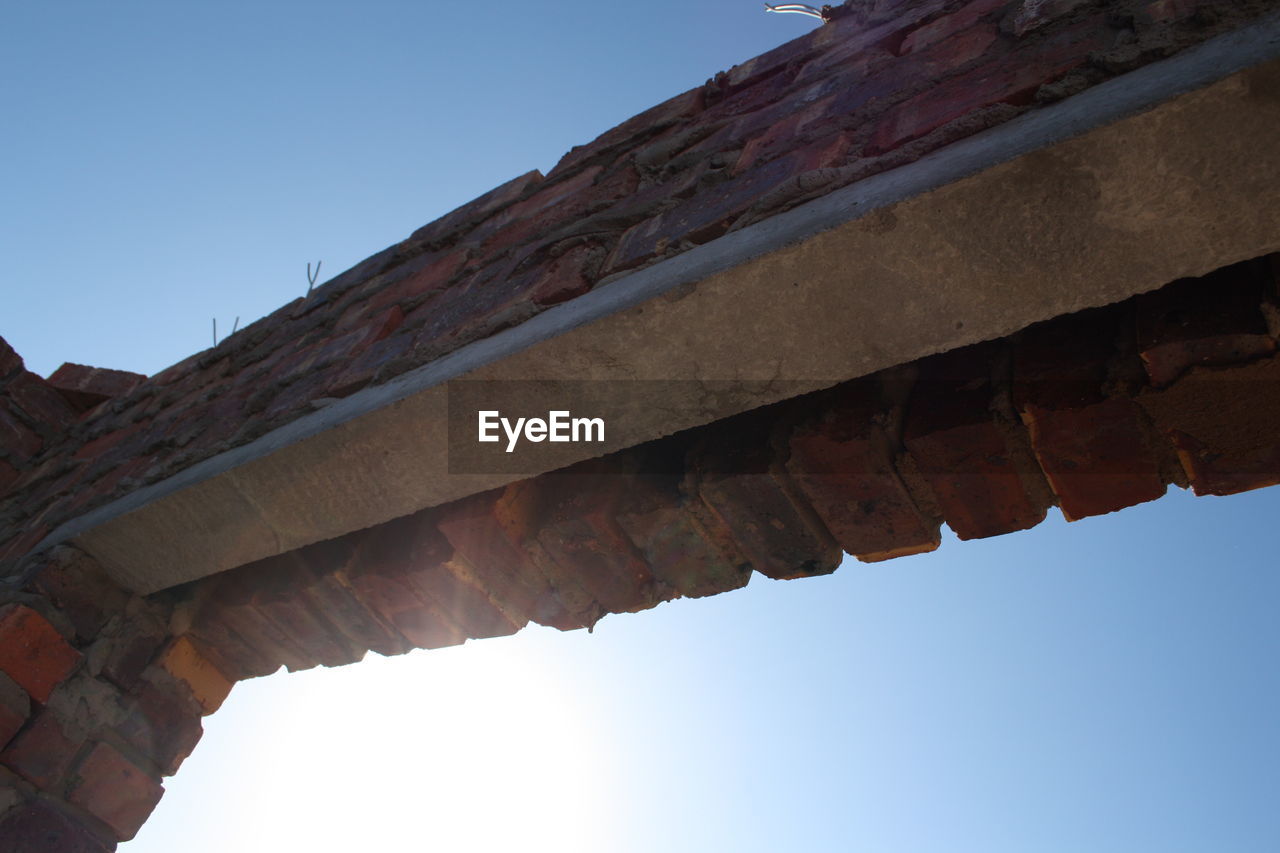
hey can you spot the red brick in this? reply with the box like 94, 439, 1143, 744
241, 557, 368, 669
524, 458, 675, 615
0, 336, 23, 379
0, 710, 81, 790
0, 401, 43, 459
200, 561, 360, 672
0, 523, 51, 563
335, 249, 470, 332
1010, 0, 1090, 36
1021, 398, 1167, 520
28, 548, 129, 644
407, 170, 545, 249
0, 801, 113, 853
184, 616, 282, 683
116, 683, 202, 776
402, 255, 537, 353
865, 14, 1111, 155
900, 0, 1007, 54
405, 556, 522, 641
0, 457, 18, 494
1012, 306, 1119, 412
0, 673, 30, 751
69, 742, 163, 842
529, 243, 598, 307
1143, 0, 1199, 23
549, 88, 704, 178
266, 539, 412, 658
342, 515, 469, 650
733, 95, 840, 175
435, 493, 584, 630
613, 474, 753, 599
0, 605, 82, 704
787, 383, 941, 562
5, 373, 77, 434
1136, 259, 1276, 388
607, 143, 839, 274
1138, 356, 1280, 496
46, 364, 145, 413
489, 482, 602, 625
99, 629, 164, 692
157, 637, 233, 716
686, 410, 840, 580
904, 346, 1052, 540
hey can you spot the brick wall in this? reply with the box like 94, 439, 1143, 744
4, 1, 1280, 846
3, 0, 1277, 566
4, 251, 1279, 847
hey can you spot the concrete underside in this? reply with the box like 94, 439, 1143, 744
71, 48, 1280, 593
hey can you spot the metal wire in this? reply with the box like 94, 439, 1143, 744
763, 3, 826, 20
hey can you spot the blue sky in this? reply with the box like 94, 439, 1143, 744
3, 3, 1278, 851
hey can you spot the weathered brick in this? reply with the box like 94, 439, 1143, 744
233, 555, 367, 670
0, 800, 113, 853
904, 345, 1052, 540
787, 381, 941, 562
407, 170, 545, 249
525, 458, 675, 615
99, 629, 164, 693
46, 364, 145, 413
529, 243, 599, 307
194, 567, 338, 674
435, 492, 584, 630
0, 710, 81, 790
404, 555, 522, 641
0, 605, 82, 704
115, 683, 202, 776
1138, 356, 1280, 496
0, 336, 22, 380
0, 673, 30, 751
614, 473, 753, 599
901, 0, 1008, 54
1009, 0, 1090, 36
0, 401, 43, 460
342, 515, 469, 650
549, 88, 704, 178
686, 410, 840, 580
491, 481, 602, 625
336, 250, 470, 332
865, 13, 1110, 154
1143, 0, 1199, 23
157, 637, 233, 716
5, 373, 78, 434
1136, 259, 1276, 388
68, 742, 163, 842
271, 538, 413, 658
0, 458, 18, 494
27, 547, 129, 643
1020, 397, 1167, 519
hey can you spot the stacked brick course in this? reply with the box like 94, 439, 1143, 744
3, 2, 1280, 846
3, 240, 1278, 853
2, 0, 1277, 565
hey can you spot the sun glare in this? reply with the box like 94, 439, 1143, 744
141, 629, 619, 852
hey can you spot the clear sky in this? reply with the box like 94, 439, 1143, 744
3, 3, 1278, 851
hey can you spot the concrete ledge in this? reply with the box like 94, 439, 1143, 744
46, 19, 1280, 592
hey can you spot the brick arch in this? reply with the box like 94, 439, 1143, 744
5, 1, 1280, 846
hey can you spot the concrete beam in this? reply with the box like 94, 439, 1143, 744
56, 21, 1280, 592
